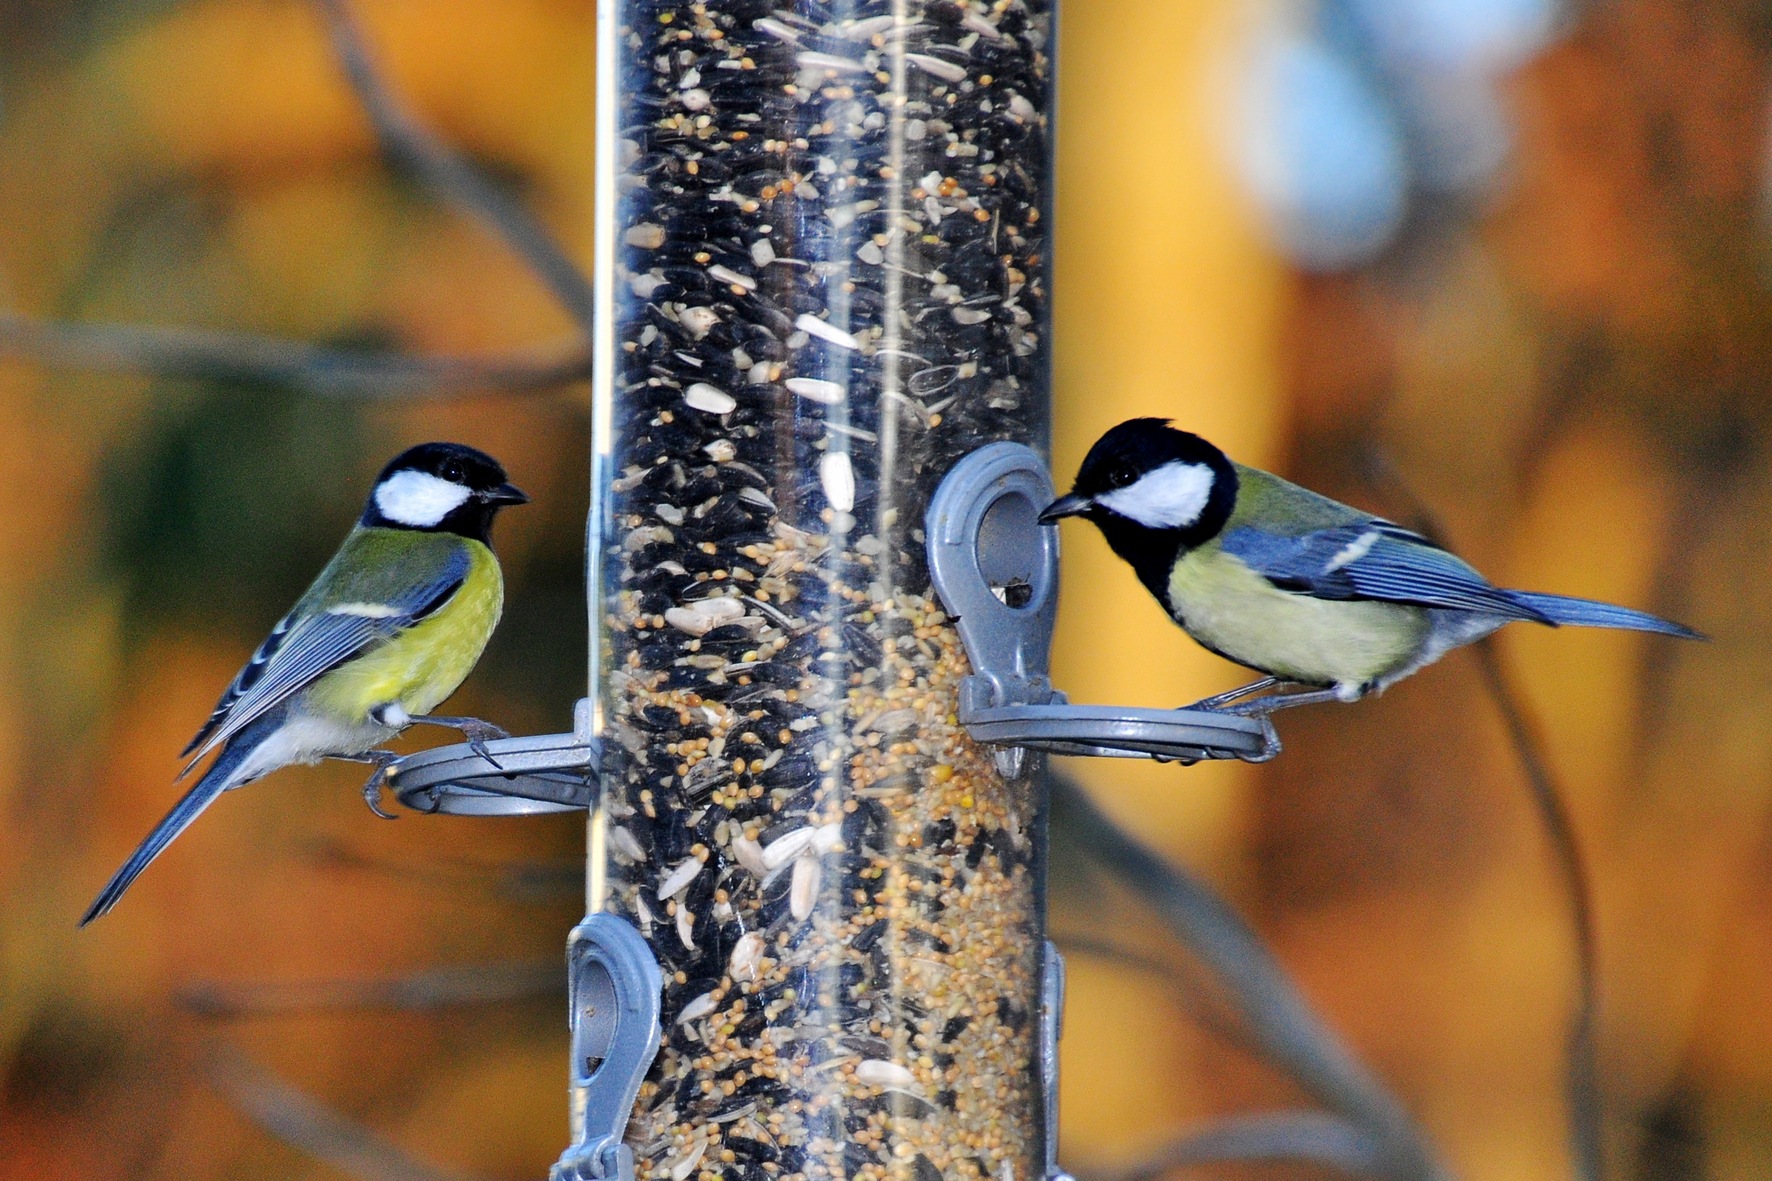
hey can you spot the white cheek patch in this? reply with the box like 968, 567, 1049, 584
374, 470, 471, 527
1096, 461, 1215, 529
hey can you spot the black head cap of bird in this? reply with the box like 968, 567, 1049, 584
361, 442, 529, 543
1039, 419, 1239, 591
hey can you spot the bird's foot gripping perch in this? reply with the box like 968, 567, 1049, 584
1176, 678, 1345, 761
406, 714, 512, 767
370, 703, 513, 768
349, 715, 516, 819
350, 750, 404, 820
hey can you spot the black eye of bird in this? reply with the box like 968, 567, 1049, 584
443, 460, 466, 483
1108, 465, 1136, 489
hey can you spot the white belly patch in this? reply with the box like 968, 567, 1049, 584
228, 711, 393, 787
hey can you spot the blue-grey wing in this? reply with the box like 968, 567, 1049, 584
179, 546, 470, 773
180, 608, 303, 757
1220, 522, 1550, 622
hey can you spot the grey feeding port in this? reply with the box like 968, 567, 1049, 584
553, 914, 664, 1181
927, 443, 1276, 768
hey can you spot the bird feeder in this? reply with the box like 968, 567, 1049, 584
379, 3, 1269, 1179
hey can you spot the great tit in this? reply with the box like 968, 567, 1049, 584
1040, 419, 1700, 715
81, 442, 528, 925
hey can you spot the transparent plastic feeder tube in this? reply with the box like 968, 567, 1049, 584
587, 2, 1055, 1178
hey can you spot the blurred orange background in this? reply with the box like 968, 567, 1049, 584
0, 1, 1764, 1179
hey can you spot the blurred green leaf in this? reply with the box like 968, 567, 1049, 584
99, 383, 379, 637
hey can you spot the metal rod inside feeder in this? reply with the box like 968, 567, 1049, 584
585, 1, 1056, 1177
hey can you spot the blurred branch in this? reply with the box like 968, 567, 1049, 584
0, 312, 589, 397
1053, 931, 1268, 1062
205, 1045, 492, 1181
1634, 448, 1734, 752
313, 0, 596, 335
0, 0, 606, 396
1355, 442, 1603, 1181
1473, 640, 1603, 1181
1052, 775, 1449, 1181
1095, 1112, 1388, 1181
179, 960, 560, 1018
1053, 932, 1185, 982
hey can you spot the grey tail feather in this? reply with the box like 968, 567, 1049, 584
1505, 591, 1705, 640
79, 712, 279, 927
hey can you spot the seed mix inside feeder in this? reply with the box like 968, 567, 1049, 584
591, 1, 1056, 1178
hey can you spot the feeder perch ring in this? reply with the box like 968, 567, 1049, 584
387, 700, 597, 815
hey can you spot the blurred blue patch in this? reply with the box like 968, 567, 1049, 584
1234, 0, 1561, 269
1237, 28, 1409, 270
1345, 0, 1557, 73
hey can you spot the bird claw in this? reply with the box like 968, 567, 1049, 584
459, 719, 512, 744
458, 722, 509, 770
1249, 716, 1283, 762
360, 755, 401, 820
468, 736, 504, 770
1171, 681, 1293, 763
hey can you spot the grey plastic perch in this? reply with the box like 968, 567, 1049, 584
386, 698, 595, 815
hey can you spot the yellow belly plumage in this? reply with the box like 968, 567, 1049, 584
304, 540, 504, 723
1168, 545, 1427, 689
